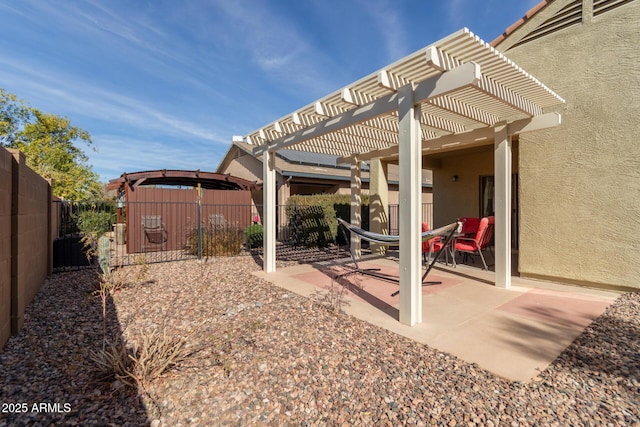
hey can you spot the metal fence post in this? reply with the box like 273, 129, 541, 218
293, 203, 298, 248
197, 184, 202, 260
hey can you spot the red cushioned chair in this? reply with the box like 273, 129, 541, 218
458, 217, 480, 236
453, 216, 494, 270
421, 222, 449, 265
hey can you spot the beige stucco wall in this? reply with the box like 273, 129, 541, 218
221, 151, 264, 184
0, 148, 12, 348
497, 1, 640, 290
432, 145, 519, 228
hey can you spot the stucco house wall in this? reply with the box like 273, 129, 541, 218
494, 0, 640, 290
433, 145, 519, 227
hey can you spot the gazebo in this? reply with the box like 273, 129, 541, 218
242, 28, 565, 326
106, 170, 257, 254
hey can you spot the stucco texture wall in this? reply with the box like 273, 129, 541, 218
0, 148, 12, 348
501, 2, 640, 289
433, 145, 519, 228
221, 151, 263, 184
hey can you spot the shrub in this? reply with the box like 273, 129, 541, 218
90, 327, 200, 389
243, 223, 263, 248
185, 223, 243, 257
73, 206, 116, 261
287, 194, 369, 247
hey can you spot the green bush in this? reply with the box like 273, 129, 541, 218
73, 206, 116, 261
287, 194, 369, 247
244, 223, 263, 248
74, 209, 115, 239
185, 223, 243, 257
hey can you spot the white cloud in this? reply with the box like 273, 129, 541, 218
0, 57, 227, 144
90, 134, 222, 181
211, 1, 336, 97
357, 0, 409, 62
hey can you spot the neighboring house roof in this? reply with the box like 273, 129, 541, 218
106, 169, 257, 191
217, 141, 432, 187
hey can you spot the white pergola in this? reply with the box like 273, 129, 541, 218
245, 28, 565, 326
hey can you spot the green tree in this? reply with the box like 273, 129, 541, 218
1, 89, 102, 200
0, 89, 31, 145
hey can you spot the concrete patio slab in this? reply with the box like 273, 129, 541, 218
253, 257, 620, 382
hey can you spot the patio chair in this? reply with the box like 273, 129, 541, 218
142, 215, 167, 251
422, 222, 446, 264
453, 216, 494, 270
209, 214, 225, 227
458, 217, 480, 237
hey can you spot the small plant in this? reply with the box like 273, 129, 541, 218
90, 264, 199, 400
243, 223, 263, 248
310, 272, 355, 314
89, 335, 135, 386
90, 327, 200, 389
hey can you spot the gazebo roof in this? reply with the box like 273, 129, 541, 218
106, 169, 257, 191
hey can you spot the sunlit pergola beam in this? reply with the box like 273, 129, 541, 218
253, 62, 480, 156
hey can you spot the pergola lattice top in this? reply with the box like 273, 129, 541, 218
244, 28, 564, 158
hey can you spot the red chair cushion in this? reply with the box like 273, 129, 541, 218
459, 217, 480, 235
454, 241, 478, 252
421, 222, 430, 253
431, 241, 446, 252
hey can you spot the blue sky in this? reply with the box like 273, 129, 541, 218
0, 0, 540, 183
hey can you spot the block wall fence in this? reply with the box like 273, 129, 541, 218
0, 146, 52, 350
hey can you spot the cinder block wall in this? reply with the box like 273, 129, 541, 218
0, 147, 52, 348
0, 148, 12, 348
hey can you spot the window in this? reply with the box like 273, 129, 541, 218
480, 175, 519, 249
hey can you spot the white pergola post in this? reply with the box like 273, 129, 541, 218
350, 157, 362, 259
263, 149, 276, 273
369, 157, 389, 255
494, 123, 512, 288
398, 84, 422, 326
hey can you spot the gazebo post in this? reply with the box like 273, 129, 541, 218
398, 84, 423, 326
263, 149, 276, 273
494, 123, 512, 288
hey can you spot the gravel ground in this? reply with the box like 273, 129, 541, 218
0, 252, 638, 426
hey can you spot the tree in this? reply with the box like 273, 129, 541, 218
0, 89, 31, 146
1, 89, 102, 200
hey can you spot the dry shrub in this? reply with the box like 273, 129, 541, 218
310, 271, 358, 314
90, 327, 201, 389
185, 223, 243, 256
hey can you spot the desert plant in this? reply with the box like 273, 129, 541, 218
73, 204, 116, 261
309, 271, 357, 314
90, 263, 199, 399
185, 222, 243, 256
89, 327, 200, 389
243, 223, 263, 248
93, 262, 151, 349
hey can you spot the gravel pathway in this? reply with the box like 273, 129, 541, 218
0, 254, 638, 426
